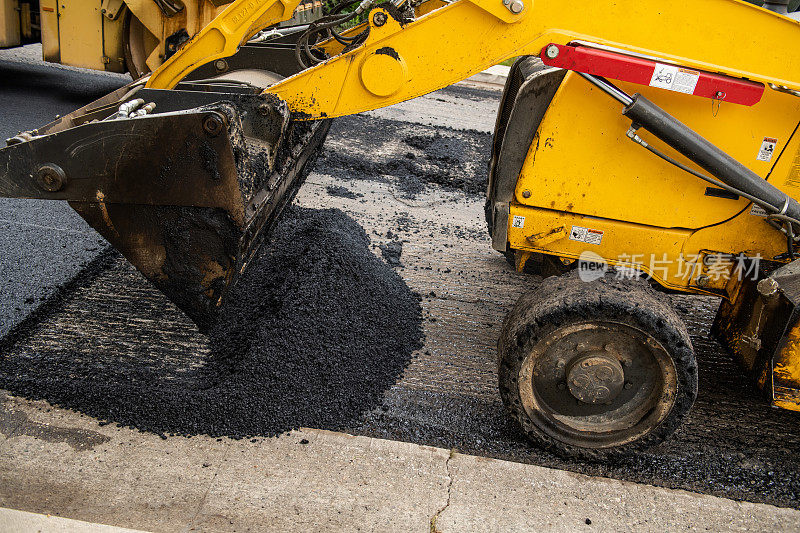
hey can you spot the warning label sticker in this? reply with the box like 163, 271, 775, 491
757, 137, 778, 162
569, 225, 604, 246
511, 215, 525, 229
649, 64, 700, 95
784, 145, 800, 188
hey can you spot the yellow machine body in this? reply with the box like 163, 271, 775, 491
0, 0, 321, 74
142, 0, 800, 412
507, 73, 800, 294
495, 64, 800, 412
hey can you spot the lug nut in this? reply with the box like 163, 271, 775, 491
373, 11, 388, 26
214, 59, 228, 72
545, 45, 560, 59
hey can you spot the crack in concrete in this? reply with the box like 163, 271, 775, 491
430, 449, 456, 533
184, 446, 231, 532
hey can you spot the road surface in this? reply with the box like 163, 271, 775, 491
1, 45, 800, 531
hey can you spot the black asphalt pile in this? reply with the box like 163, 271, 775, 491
0, 207, 424, 439
319, 115, 491, 197
325, 184, 363, 199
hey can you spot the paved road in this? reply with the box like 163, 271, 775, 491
0, 45, 127, 337
2, 49, 800, 530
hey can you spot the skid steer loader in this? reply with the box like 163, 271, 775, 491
1, 0, 800, 459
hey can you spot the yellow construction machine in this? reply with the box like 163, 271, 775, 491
2, 0, 800, 459
0, 0, 322, 77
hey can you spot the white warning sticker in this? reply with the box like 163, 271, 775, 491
750, 204, 769, 217
649, 64, 700, 95
757, 137, 778, 162
569, 225, 604, 246
511, 215, 525, 229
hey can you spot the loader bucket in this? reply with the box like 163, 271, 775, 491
0, 85, 331, 330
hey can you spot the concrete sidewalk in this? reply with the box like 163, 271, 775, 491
2, 426, 799, 532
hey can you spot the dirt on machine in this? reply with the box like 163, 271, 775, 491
2, 0, 800, 461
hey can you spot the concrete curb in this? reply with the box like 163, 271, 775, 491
3, 427, 799, 532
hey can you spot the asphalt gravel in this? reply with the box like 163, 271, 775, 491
0, 207, 424, 438
379, 239, 403, 267
326, 184, 363, 199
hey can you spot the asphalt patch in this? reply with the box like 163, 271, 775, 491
379, 239, 403, 267
319, 115, 491, 197
326, 184, 363, 199
0, 207, 424, 439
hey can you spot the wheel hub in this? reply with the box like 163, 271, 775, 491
566, 352, 625, 404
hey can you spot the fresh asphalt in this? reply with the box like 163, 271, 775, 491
0, 46, 127, 336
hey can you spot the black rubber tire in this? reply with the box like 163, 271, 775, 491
123, 11, 152, 79
498, 273, 697, 460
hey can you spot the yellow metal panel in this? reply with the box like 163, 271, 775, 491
683, 210, 786, 266
764, 120, 800, 195
0, 0, 21, 48
54, 0, 105, 70
683, 187, 792, 261
506, 204, 703, 291
40, 0, 59, 63
516, 73, 800, 229
682, 122, 800, 268
507, 198, 791, 294
773, 324, 800, 412
102, 11, 126, 72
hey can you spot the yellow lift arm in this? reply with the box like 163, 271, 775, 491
146, 0, 800, 119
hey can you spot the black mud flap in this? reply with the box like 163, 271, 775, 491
0, 86, 331, 330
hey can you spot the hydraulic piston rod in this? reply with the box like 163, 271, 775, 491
579, 73, 800, 222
